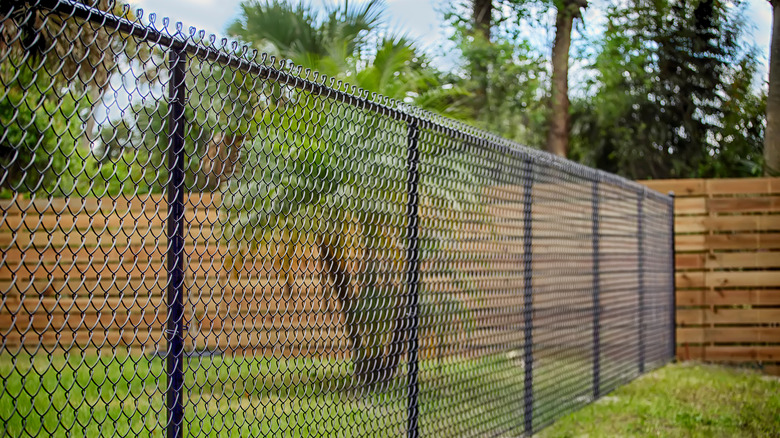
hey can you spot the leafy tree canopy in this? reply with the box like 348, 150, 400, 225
569, 0, 766, 179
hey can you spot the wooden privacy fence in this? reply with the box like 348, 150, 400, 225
0, 193, 356, 356
642, 178, 780, 375
0, 183, 664, 361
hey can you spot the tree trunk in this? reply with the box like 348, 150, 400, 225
473, 0, 491, 41
318, 237, 406, 386
766, 0, 780, 175
318, 239, 363, 377
471, 0, 492, 118
546, 0, 587, 158
80, 86, 102, 152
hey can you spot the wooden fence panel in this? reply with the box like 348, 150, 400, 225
0, 193, 350, 356
642, 178, 780, 375
0, 193, 531, 361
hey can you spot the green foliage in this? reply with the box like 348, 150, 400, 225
569, 0, 766, 179
446, 3, 550, 147
221, 104, 354, 238
76, 149, 154, 197
221, 1, 483, 381
95, 101, 204, 194
0, 1, 145, 198
0, 65, 85, 197
229, 1, 469, 112
227, 0, 383, 71
94, 54, 264, 195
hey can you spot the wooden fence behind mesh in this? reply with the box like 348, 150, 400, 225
0, 185, 649, 361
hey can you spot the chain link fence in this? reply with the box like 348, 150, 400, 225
0, 1, 675, 436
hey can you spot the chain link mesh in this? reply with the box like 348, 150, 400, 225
0, 1, 675, 436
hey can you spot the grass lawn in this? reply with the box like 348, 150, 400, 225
538, 362, 780, 438
0, 351, 533, 437
5, 351, 774, 437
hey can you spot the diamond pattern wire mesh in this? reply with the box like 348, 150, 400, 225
0, 1, 675, 436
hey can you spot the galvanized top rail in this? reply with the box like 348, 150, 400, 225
32, 0, 670, 203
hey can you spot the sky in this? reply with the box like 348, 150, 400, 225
126, 0, 445, 51
126, 0, 773, 79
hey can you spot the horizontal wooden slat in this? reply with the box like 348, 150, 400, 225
706, 271, 780, 288
676, 215, 780, 233
685, 346, 780, 362
0, 210, 219, 230
704, 252, 780, 269
709, 197, 780, 214
641, 178, 780, 197
677, 327, 780, 343
674, 235, 705, 252
675, 271, 780, 288
676, 289, 780, 306
708, 178, 780, 195
675, 272, 705, 289
641, 179, 706, 196
675, 328, 703, 344
677, 308, 780, 325
675, 253, 705, 269
673, 197, 707, 214
674, 233, 780, 251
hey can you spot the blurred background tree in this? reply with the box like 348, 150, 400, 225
0, 0, 136, 196
224, 0, 481, 384
445, 0, 765, 178
568, 0, 765, 179
227, 0, 469, 113
445, 0, 550, 148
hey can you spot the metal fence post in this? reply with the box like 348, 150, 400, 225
591, 179, 601, 399
166, 47, 187, 438
405, 120, 421, 438
637, 191, 645, 374
668, 192, 677, 362
522, 158, 534, 436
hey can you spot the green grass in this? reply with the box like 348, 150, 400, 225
0, 351, 534, 437
5, 352, 774, 437
538, 362, 780, 438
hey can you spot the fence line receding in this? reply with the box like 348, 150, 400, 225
0, 1, 675, 436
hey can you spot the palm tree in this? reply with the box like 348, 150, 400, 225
224, 0, 476, 384
222, 92, 483, 385
221, 92, 409, 384
227, 0, 382, 71
228, 0, 470, 114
